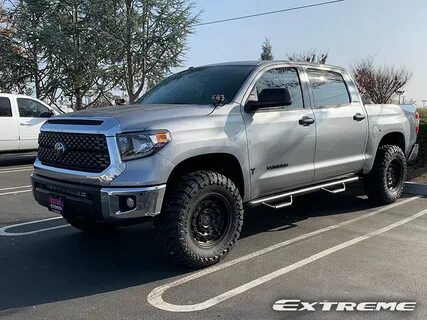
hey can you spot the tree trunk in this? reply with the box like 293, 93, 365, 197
75, 91, 83, 110
33, 47, 41, 98
125, 0, 135, 104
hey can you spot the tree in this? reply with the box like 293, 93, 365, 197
0, 0, 199, 108
96, 0, 199, 103
260, 38, 273, 60
352, 57, 412, 104
0, 1, 28, 93
12, 0, 59, 100
287, 49, 328, 64
41, 0, 115, 110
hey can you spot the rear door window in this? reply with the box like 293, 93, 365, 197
307, 69, 350, 107
0, 97, 12, 117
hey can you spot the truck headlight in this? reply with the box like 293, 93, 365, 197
117, 130, 171, 161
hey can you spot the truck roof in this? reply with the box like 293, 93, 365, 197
203, 60, 346, 71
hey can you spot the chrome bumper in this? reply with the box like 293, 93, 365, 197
32, 173, 166, 222
100, 185, 166, 220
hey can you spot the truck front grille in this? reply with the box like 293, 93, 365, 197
38, 132, 110, 173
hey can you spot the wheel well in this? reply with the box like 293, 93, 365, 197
167, 153, 245, 198
378, 132, 405, 152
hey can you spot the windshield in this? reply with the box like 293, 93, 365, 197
136, 65, 256, 105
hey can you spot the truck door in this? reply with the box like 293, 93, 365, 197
241, 66, 316, 199
305, 68, 368, 182
17, 98, 52, 150
0, 97, 19, 152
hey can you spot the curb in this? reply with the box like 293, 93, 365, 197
404, 182, 427, 196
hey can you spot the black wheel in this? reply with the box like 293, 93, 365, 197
64, 216, 116, 234
363, 144, 407, 204
155, 171, 244, 269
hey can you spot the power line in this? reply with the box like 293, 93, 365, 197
194, 0, 345, 27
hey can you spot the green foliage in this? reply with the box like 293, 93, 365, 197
0, 0, 199, 108
13, 0, 60, 100
414, 109, 427, 168
95, 0, 199, 103
0, 1, 29, 93
41, 0, 113, 109
260, 38, 273, 61
417, 108, 427, 125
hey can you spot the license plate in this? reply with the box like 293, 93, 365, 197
48, 196, 65, 214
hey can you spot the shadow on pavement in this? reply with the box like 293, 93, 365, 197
0, 152, 36, 167
0, 185, 379, 311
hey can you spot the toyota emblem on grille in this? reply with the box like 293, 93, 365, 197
54, 142, 66, 156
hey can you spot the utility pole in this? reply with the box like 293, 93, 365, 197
396, 90, 405, 104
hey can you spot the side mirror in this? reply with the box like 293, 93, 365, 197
115, 98, 126, 106
40, 110, 54, 118
212, 94, 226, 107
245, 88, 292, 112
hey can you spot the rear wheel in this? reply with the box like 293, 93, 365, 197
155, 171, 244, 269
64, 216, 116, 234
363, 144, 407, 204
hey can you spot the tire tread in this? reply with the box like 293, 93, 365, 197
156, 170, 244, 268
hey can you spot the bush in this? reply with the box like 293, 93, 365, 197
413, 109, 427, 168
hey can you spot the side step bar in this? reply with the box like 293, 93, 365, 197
250, 176, 360, 209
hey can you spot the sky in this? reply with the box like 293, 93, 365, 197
183, 0, 427, 106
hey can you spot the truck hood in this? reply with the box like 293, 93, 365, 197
57, 104, 214, 134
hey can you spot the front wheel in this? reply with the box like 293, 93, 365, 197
363, 144, 407, 205
155, 171, 244, 269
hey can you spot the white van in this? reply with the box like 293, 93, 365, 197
0, 93, 65, 152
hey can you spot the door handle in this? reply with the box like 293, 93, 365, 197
20, 122, 31, 126
353, 113, 366, 121
299, 116, 315, 126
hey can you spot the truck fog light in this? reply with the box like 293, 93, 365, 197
126, 197, 136, 209
119, 195, 137, 212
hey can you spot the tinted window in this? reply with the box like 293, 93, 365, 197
137, 65, 255, 105
307, 69, 350, 107
17, 98, 50, 117
251, 67, 304, 109
0, 97, 12, 117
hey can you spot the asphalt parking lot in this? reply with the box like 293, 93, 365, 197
0, 159, 426, 320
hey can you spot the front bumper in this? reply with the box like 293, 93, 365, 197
32, 174, 166, 224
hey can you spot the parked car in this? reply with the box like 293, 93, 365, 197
0, 93, 66, 152
31, 61, 419, 268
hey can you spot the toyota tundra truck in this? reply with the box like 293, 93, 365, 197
31, 61, 420, 268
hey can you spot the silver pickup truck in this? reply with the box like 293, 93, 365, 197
31, 61, 419, 268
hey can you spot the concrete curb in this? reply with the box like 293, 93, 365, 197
404, 182, 427, 196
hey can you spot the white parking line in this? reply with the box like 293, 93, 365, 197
0, 189, 32, 196
147, 196, 422, 312
149, 208, 427, 312
0, 217, 68, 236
0, 165, 33, 172
0, 185, 32, 192
0, 168, 33, 174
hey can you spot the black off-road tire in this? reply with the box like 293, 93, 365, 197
363, 144, 407, 205
155, 171, 244, 269
64, 216, 116, 234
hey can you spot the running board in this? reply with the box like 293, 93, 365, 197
250, 176, 360, 209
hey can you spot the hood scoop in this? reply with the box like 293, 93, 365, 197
47, 119, 104, 126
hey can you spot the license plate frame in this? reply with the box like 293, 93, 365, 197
48, 195, 65, 214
